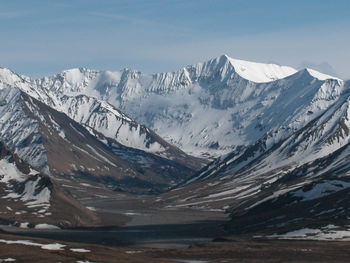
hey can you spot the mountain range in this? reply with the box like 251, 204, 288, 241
0, 54, 349, 234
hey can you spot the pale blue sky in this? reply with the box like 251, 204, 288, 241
1, 0, 349, 78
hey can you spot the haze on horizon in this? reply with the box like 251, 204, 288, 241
1, 0, 349, 79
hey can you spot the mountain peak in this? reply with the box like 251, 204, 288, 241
210, 55, 298, 83
305, 68, 340, 81
217, 54, 231, 62
0, 67, 24, 86
61, 67, 95, 76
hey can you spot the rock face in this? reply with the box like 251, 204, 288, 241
0, 142, 99, 228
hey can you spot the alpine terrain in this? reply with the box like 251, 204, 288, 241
1, 55, 350, 259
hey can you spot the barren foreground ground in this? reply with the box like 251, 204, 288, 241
1, 232, 350, 263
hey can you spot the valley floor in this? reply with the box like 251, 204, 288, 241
0, 195, 228, 248
1, 196, 350, 262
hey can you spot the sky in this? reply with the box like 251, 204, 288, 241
0, 0, 349, 79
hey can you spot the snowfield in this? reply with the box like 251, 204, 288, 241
270, 225, 350, 241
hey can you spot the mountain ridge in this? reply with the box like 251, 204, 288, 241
1, 55, 350, 233
1, 55, 342, 159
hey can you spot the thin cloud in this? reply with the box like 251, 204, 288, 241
88, 11, 152, 25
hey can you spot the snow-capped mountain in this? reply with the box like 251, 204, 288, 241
1, 54, 349, 232
26, 55, 342, 159
167, 80, 350, 206
0, 67, 201, 167
158, 76, 350, 234
0, 82, 200, 194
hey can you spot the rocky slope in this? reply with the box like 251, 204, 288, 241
160, 78, 350, 235
0, 141, 99, 228
0, 67, 203, 169
0, 83, 199, 194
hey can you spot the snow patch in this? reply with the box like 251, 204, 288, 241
270, 225, 350, 241
34, 224, 60, 230
292, 180, 350, 201
0, 258, 16, 262
0, 239, 65, 250
70, 248, 90, 253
